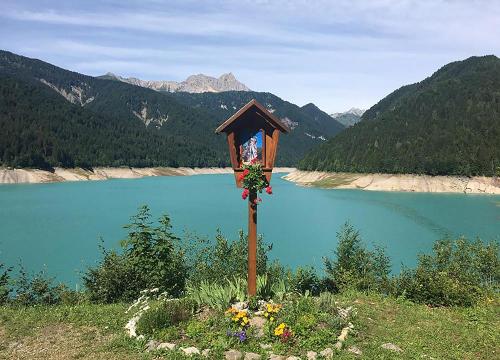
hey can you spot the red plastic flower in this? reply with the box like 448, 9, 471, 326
265, 186, 273, 195
238, 169, 250, 182
241, 188, 249, 200
281, 328, 292, 343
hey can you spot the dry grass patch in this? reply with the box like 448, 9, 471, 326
1, 323, 133, 360
310, 173, 360, 188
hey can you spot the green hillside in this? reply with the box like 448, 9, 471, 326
0, 50, 344, 169
170, 92, 345, 166
0, 74, 216, 169
299, 56, 500, 176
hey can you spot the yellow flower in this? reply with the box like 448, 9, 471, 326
270, 316, 274, 322
274, 323, 286, 336
265, 303, 282, 314
243, 317, 249, 324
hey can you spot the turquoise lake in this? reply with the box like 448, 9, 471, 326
0, 174, 499, 288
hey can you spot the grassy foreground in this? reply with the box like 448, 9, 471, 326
1, 291, 498, 359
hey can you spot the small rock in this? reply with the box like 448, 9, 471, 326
8, 342, 22, 350
260, 343, 272, 350
269, 355, 286, 360
202, 349, 211, 357
249, 316, 267, 338
381, 343, 403, 352
244, 352, 261, 360
145, 339, 160, 352
232, 301, 248, 310
306, 350, 317, 360
286, 356, 301, 360
334, 341, 342, 350
157, 342, 176, 351
347, 346, 362, 356
337, 326, 350, 342
337, 306, 353, 320
181, 346, 201, 356
421, 355, 436, 360
225, 349, 243, 360
320, 347, 334, 359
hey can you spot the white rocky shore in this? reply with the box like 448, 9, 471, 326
0, 167, 296, 184
2, 167, 499, 194
283, 170, 500, 195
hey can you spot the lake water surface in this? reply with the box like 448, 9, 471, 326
0, 174, 498, 287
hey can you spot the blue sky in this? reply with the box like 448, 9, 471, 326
1, 0, 499, 113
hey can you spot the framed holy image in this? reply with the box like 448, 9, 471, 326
239, 129, 265, 165
215, 99, 289, 187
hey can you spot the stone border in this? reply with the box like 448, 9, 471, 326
126, 293, 358, 359
142, 322, 355, 359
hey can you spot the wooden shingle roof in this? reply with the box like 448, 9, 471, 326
215, 99, 290, 134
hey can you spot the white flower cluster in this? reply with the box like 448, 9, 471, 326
124, 288, 171, 338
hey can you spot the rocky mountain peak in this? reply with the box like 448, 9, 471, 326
346, 107, 365, 117
99, 72, 250, 93
330, 107, 365, 127
331, 107, 365, 118
219, 72, 236, 81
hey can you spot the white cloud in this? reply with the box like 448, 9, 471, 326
1, 0, 499, 112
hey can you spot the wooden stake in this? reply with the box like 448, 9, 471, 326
248, 191, 257, 297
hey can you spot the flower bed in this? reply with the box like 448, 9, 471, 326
126, 289, 356, 359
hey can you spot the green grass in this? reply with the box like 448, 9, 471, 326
309, 173, 359, 188
335, 291, 500, 359
0, 303, 128, 337
1, 293, 498, 359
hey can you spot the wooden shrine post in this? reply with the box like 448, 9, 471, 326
215, 99, 289, 296
248, 191, 257, 295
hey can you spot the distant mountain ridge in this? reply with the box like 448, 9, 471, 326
330, 108, 365, 127
0, 50, 344, 169
300, 55, 500, 176
331, 108, 365, 118
100, 72, 250, 93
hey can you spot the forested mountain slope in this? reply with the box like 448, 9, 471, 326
0, 50, 344, 168
299, 56, 500, 176
170, 92, 345, 166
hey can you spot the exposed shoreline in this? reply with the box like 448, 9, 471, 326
282, 170, 500, 195
0, 167, 297, 184
1, 167, 499, 194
